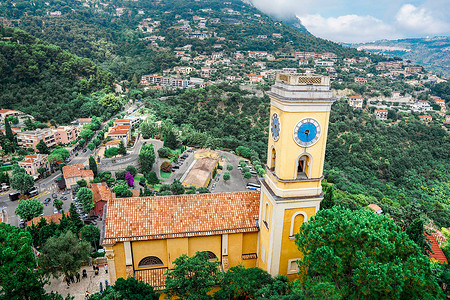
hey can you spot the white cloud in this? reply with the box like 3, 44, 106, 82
299, 14, 398, 43
395, 4, 450, 35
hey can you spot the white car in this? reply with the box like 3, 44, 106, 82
53, 208, 58, 214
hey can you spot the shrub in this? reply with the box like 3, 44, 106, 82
226, 164, 233, 171
223, 172, 230, 181
158, 147, 171, 158
160, 161, 172, 173
244, 172, 252, 179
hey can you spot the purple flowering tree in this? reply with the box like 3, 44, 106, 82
124, 171, 134, 187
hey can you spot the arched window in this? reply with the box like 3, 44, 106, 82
289, 212, 307, 237
206, 251, 218, 261
297, 154, 311, 179
270, 148, 276, 172
138, 256, 163, 268
263, 202, 270, 229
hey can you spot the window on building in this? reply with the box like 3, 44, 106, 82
138, 256, 163, 268
297, 155, 310, 179
206, 251, 217, 261
287, 258, 300, 274
290, 212, 306, 237
263, 202, 270, 229
270, 148, 276, 172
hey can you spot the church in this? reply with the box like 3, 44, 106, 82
101, 73, 335, 288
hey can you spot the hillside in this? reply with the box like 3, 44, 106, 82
1, 0, 367, 80
352, 37, 450, 77
0, 27, 115, 123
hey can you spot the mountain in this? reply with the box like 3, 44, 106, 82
0, 0, 366, 80
0, 27, 114, 123
351, 36, 450, 77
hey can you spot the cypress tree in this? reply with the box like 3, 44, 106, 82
89, 155, 98, 177
4, 118, 15, 145
320, 186, 335, 210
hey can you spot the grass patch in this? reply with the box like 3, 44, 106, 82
160, 171, 171, 178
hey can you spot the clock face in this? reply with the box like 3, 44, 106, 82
271, 113, 281, 141
293, 118, 321, 147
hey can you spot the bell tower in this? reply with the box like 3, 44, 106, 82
257, 73, 334, 278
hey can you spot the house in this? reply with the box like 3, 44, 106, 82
72, 118, 92, 126
375, 110, 388, 121
27, 213, 69, 227
315, 61, 334, 67
416, 100, 433, 111
392, 91, 401, 98
62, 164, 94, 189
426, 233, 448, 264
247, 74, 264, 83
419, 115, 432, 122
114, 118, 141, 128
201, 67, 217, 75
354, 77, 367, 84
445, 115, 450, 123
293, 52, 315, 59
53, 126, 80, 144
0, 109, 21, 124
367, 204, 383, 214
173, 66, 194, 75
91, 182, 113, 217
105, 140, 121, 150
182, 156, 219, 188
348, 96, 363, 109
18, 154, 49, 179
434, 98, 446, 112
405, 66, 422, 73
248, 51, 267, 59
106, 125, 131, 145
17, 129, 56, 150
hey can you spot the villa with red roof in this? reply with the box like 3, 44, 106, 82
18, 154, 49, 179
62, 164, 94, 189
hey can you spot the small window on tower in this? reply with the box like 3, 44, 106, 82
297, 155, 310, 179
270, 148, 276, 172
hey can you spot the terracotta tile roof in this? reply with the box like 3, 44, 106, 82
0, 109, 18, 114
77, 118, 92, 123
103, 191, 261, 244
114, 125, 131, 130
62, 164, 93, 179
91, 182, 113, 203
183, 158, 219, 187
426, 233, 448, 264
115, 119, 131, 123
27, 213, 69, 226
105, 140, 121, 145
108, 130, 128, 135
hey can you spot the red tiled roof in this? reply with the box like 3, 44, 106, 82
426, 233, 448, 264
349, 96, 363, 99
108, 130, 129, 135
62, 164, 93, 179
105, 140, 121, 145
114, 125, 131, 130
103, 191, 261, 244
27, 213, 69, 226
91, 182, 113, 203
115, 119, 131, 123
0, 109, 17, 114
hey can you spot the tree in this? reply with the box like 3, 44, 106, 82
87, 142, 95, 151
164, 129, 180, 150
145, 171, 159, 185
170, 180, 185, 195
105, 147, 119, 157
10, 171, 34, 194
226, 164, 233, 171
243, 172, 252, 179
68, 203, 84, 234
37, 167, 47, 178
36, 140, 49, 154
113, 184, 133, 198
76, 187, 94, 212
0, 223, 52, 299
197, 187, 209, 193
118, 141, 127, 155
158, 147, 170, 158
39, 230, 91, 278
160, 161, 172, 173
89, 277, 159, 300
320, 185, 335, 210
77, 179, 87, 187
140, 121, 158, 139
53, 199, 63, 211
47, 148, 70, 164
4, 117, 16, 146
81, 225, 100, 249
125, 171, 134, 187
223, 172, 231, 181
125, 165, 137, 176
89, 155, 98, 177
15, 198, 43, 221
295, 206, 442, 299
215, 266, 274, 299
99, 93, 122, 111
164, 251, 219, 299
139, 143, 156, 174
406, 218, 431, 255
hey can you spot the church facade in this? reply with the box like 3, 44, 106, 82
102, 73, 334, 287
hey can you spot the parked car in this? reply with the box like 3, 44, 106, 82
53, 208, 58, 214
62, 191, 69, 195
61, 196, 67, 200
44, 198, 51, 204
52, 193, 58, 198
82, 148, 87, 153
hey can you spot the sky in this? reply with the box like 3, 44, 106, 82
249, 0, 450, 43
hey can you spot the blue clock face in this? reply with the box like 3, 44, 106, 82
293, 118, 321, 147
271, 113, 281, 141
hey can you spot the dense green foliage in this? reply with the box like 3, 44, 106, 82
325, 99, 450, 227
15, 198, 44, 221
295, 206, 443, 299
0, 27, 115, 124
89, 277, 159, 300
